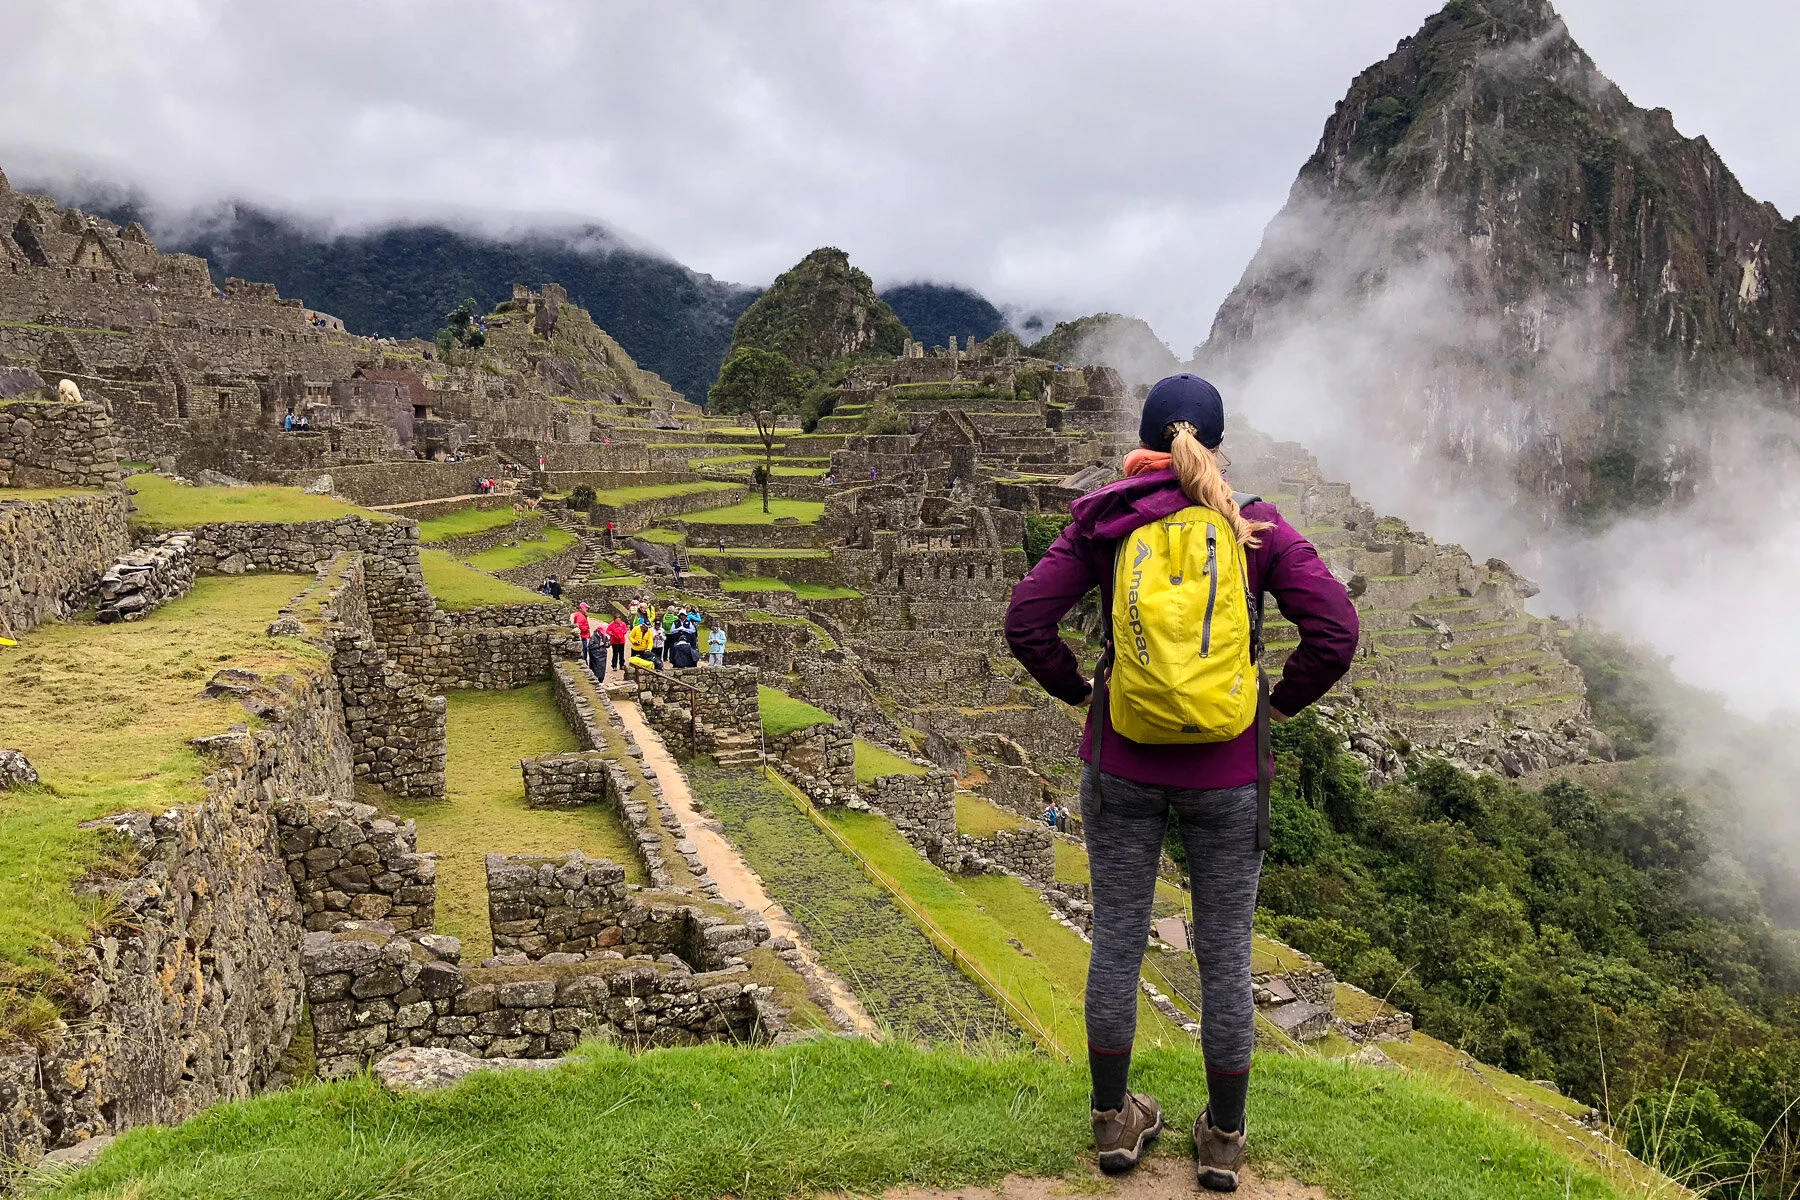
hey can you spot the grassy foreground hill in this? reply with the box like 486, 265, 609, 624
29, 1037, 1627, 1200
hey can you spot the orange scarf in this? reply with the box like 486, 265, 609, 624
1122, 448, 1172, 477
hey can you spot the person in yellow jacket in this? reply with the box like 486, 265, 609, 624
628, 618, 654, 660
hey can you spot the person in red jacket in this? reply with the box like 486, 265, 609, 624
569, 602, 595, 677
1004, 375, 1357, 1191
606, 615, 629, 671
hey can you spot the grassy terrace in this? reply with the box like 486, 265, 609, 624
721, 576, 863, 600
391, 685, 643, 959
853, 738, 925, 784
462, 527, 577, 573
691, 765, 1013, 1043
0, 575, 318, 1033
953, 792, 1032, 836
414, 505, 527, 543
686, 546, 828, 559
589, 481, 739, 506
0, 486, 104, 501
35, 1037, 1624, 1200
757, 685, 835, 738
418, 550, 546, 610
681, 497, 825, 525
820, 802, 1188, 1056
126, 473, 382, 529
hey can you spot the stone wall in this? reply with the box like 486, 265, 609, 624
188, 515, 416, 575
545, 663, 682, 887
275, 797, 438, 933
957, 826, 1055, 883
94, 530, 194, 623
302, 925, 776, 1078
0, 661, 354, 1164
589, 484, 746, 533
323, 554, 448, 798
868, 770, 957, 850
299, 456, 509, 508
0, 397, 122, 488
427, 513, 546, 557
486, 851, 762, 965
768, 720, 855, 798
520, 752, 611, 809
0, 489, 130, 635
632, 664, 760, 757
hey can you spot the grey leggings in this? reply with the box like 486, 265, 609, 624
1080, 766, 1263, 1072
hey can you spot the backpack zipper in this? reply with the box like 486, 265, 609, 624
1201, 525, 1218, 657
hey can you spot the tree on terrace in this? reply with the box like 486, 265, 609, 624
709, 347, 803, 514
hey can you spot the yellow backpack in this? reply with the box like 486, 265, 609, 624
1104, 498, 1263, 744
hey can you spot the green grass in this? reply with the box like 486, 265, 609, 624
0, 575, 319, 1030
1053, 839, 1089, 884
390, 686, 643, 959
824, 807, 1186, 1056
686, 546, 829, 559
629, 527, 687, 544
757, 686, 835, 737
681, 497, 825, 525
589, 481, 739, 506
689, 765, 1013, 1043
36, 1036, 1624, 1200
792, 582, 863, 600
721, 576, 793, 594
461, 527, 577, 572
418, 550, 547, 610
126, 473, 381, 529
954, 793, 1031, 836
854, 739, 926, 784
415, 505, 528, 544
0, 487, 105, 501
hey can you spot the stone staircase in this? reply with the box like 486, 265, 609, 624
633, 685, 764, 766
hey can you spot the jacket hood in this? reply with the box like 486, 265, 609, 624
1068, 468, 1193, 541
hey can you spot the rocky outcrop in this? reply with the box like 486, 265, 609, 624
726, 247, 909, 371
1204, 0, 1800, 519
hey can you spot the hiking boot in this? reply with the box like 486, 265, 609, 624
1193, 1108, 1246, 1192
1091, 1091, 1162, 1173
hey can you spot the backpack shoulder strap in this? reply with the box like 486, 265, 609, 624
1231, 490, 1273, 853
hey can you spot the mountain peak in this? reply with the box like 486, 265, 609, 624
1204, 0, 1800, 521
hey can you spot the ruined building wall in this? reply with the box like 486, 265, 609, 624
0, 397, 123, 488
0, 662, 355, 1163
0, 489, 130, 637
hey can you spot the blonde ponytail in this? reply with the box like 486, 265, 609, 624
1167, 422, 1273, 548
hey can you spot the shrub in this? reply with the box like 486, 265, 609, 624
864, 402, 911, 436
569, 484, 597, 511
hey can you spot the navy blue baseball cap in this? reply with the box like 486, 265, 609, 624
1138, 373, 1225, 450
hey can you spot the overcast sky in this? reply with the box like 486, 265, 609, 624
2, 0, 1796, 354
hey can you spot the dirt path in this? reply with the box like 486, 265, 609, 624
875, 1154, 1328, 1200
611, 700, 878, 1035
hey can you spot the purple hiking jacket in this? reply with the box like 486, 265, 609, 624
1004, 468, 1359, 790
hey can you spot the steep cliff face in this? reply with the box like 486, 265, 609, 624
726, 247, 909, 372
1204, 0, 1800, 521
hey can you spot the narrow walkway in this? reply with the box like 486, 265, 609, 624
875, 1156, 1326, 1200
612, 698, 879, 1036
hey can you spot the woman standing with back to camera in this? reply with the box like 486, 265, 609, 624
1005, 374, 1357, 1192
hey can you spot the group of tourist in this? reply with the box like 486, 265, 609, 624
1041, 802, 1075, 832
281, 412, 314, 431
568, 597, 726, 679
